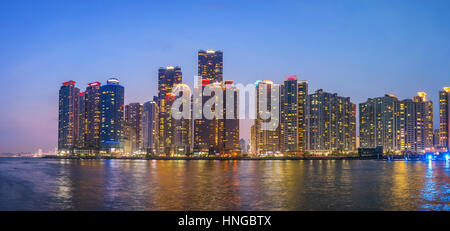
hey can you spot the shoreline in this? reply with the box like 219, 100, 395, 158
39, 155, 379, 161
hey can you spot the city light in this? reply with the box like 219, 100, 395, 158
55, 51, 450, 160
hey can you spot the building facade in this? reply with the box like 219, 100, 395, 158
359, 92, 433, 153
58, 80, 81, 154
172, 83, 192, 156
77, 91, 86, 149
280, 76, 308, 154
198, 50, 223, 83
400, 92, 433, 153
84, 82, 102, 150
359, 94, 399, 152
124, 103, 143, 155
219, 80, 240, 154
192, 81, 223, 155
307, 89, 356, 154
158, 66, 182, 155
142, 101, 159, 155
439, 87, 450, 151
193, 50, 238, 156
100, 78, 125, 154
254, 80, 282, 155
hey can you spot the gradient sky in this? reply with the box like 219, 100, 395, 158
1, 0, 450, 153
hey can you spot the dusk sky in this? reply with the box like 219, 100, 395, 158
1, 0, 450, 153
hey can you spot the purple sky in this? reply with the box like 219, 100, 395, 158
1, 0, 450, 153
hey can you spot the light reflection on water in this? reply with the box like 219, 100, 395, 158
0, 158, 449, 211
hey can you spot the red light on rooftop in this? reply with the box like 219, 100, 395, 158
63, 80, 76, 86
88, 82, 101, 87
202, 79, 210, 86
285, 76, 297, 81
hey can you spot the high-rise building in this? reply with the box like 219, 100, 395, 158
359, 94, 398, 151
77, 91, 86, 149
307, 89, 356, 154
193, 81, 221, 155
198, 50, 223, 83
418, 92, 434, 152
194, 50, 237, 156
250, 124, 257, 155
142, 101, 159, 155
254, 80, 282, 154
219, 80, 240, 154
158, 66, 182, 155
280, 76, 308, 154
399, 92, 433, 153
100, 78, 125, 154
439, 87, 450, 150
172, 84, 192, 156
84, 82, 102, 150
58, 80, 80, 154
360, 92, 433, 153
193, 80, 240, 155
124, 103, 143, 155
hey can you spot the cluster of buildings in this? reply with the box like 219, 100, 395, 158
58, 49, 450, 157
359, 93, 434, 154
251, 84, 449, 156
58, 50, 239, 156
250, 79, 356, 155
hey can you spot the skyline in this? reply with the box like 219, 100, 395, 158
2, 0, 450, 153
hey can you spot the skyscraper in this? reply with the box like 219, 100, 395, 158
158, 66, 182, 155
194, 50, 231, 156
401, 92, 433, 153
250, 124, 257, 155
219, 80, 240, 154
58, 80, 80, 154
359, 94, 398, 151
280, 76, 308, 154
100, 78, 125, 154
360, 92, 433, 153
142, 101, 159, 155
84, 82, 102, 151
254, 80, 282, 155
193, 81, 221, 155
124, 103, 143, 155
77, 91, 86, 149
193, 80, 239, 155
307, 89, 356, 154
172, 83, 192, 155
198, 50, 223, 83
439, 87, 450, 150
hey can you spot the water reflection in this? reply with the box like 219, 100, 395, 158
418, 161, 450, 210
0, 158, 449, 210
